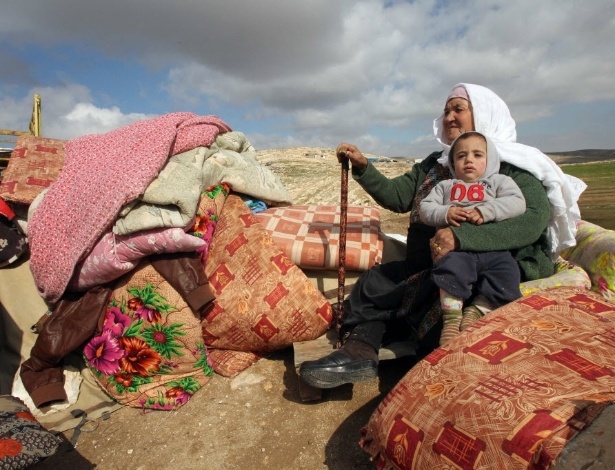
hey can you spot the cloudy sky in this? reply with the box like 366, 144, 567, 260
1, 0, 614, 157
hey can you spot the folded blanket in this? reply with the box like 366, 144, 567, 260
112, 131, 291, 235
68, 227, 207, 292
201, 133, 292, 206
28, 113, 231, 304
113, 147, 207, 235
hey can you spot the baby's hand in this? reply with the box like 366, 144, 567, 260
446, 207, 470, 227
465, 208, 484, 225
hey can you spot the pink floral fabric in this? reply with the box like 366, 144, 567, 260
83, 262, 214, 410
28, 113, 231, 303
68, 227, 207, 292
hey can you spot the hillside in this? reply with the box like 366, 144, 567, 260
546, 149, 615, 164
255, 147, 414, 235
255, 146, 615, 234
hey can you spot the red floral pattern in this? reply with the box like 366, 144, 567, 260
200, 194, 332, 353
83, 266, 214, 410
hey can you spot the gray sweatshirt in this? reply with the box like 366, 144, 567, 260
419, 132, 526, 228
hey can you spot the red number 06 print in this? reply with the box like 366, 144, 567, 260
450, 183, 485, 202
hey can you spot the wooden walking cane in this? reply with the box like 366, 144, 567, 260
335, 152, 349, 349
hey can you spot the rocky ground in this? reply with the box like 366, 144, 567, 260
39, 350, 417, 470
36, 148, 615, 469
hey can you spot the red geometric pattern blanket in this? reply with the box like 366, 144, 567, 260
360, 287, 615, 469
255, 204, 383, 271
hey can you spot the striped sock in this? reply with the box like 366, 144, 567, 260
460, 305, 484, 331
439, 290, 463, 346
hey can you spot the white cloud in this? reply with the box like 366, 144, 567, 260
2, 0, 615, 156
58, 103, 152, 139
1, 84, 152, 141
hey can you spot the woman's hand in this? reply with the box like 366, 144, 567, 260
430, 227, 457, 262
336, 143, 368, 171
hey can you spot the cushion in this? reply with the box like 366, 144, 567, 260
206, 349, 262, 378
0, 136, 64, 205
519, 257, 591, 297
0, 395, 62, 469
254, 205, 383, 271
360, 287, 615, 469
201, 194, 333, 353
560, 220, 615, 300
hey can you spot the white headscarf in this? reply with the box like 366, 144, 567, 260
434, 83, 587, 256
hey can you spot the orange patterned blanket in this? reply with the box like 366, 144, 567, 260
360, 286, 615, 469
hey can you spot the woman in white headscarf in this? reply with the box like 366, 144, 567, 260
300, 83, 584, 390
435, 83, 586, 256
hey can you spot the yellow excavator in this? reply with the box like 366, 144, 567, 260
0, 94, 41, 172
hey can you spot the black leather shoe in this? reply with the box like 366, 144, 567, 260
299, 350, 378, 389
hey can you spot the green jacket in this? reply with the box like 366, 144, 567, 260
354, 151, 554, 281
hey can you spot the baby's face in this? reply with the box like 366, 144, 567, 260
452, 134, 487, 183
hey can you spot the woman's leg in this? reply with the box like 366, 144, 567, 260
299, 261, 412, 389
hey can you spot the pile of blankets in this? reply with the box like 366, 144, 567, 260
28, 113, 292, 304
18, 113, 298, 409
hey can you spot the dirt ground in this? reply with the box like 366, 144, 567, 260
37, 350, 416, 469
32, 149, 615, 469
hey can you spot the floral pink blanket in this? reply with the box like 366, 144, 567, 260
28, 113, 231, 304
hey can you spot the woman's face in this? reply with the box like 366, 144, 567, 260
442, 98, 474, 144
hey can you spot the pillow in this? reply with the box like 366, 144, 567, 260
0, 395, 62, 469
200, 194, 333, 353
254, 205, 383, 271
560, 220, 615, 300
519, 257, 591, 297
0, 136, 64, 205
360, 287, 615, 469
206, 349, 262, 378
